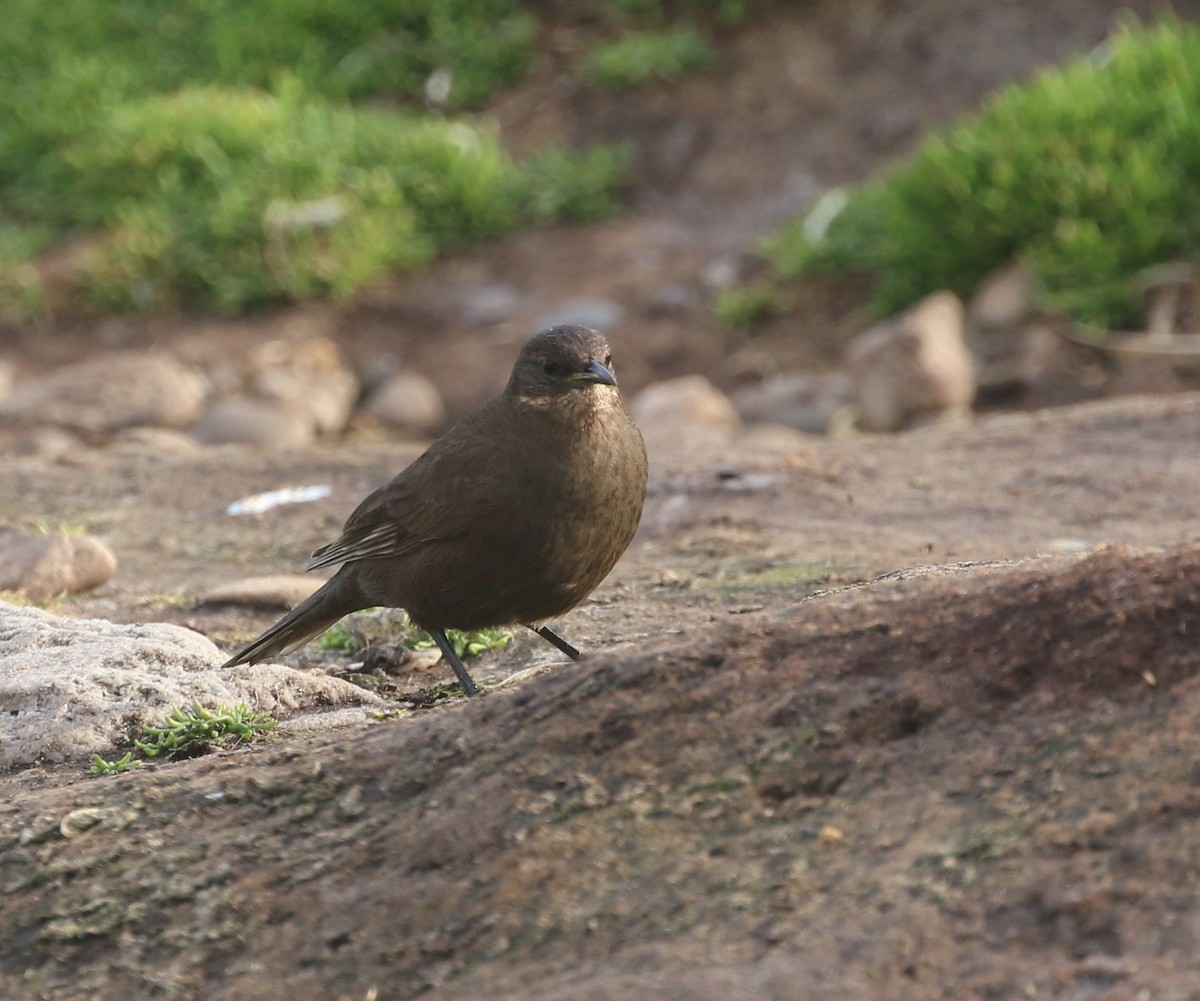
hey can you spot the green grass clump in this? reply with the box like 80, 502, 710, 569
90, 702, 277, 774
714, 281, 794, 330
2, 84, 624, 315
519, 144, 632, 224
0, 1, 634, 318
764, 18, 1200, 330
0, 0, 786, 320
0, 0, 532, 117
585, 26, 714, 89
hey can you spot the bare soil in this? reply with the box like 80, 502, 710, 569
5, 3, 1200, 999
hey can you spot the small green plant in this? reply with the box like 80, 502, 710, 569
318, 615, 510, 660
90, 702, 277, 775
585, 27, 714, 90
714, 281, 794, 330
762, 17, 1200, 330
32, 520, 87, 537
132, 703, 277, 759
406, 627, 511, 659
317, 622, 356, 652
89, 751, 138, 776
0, 588, 72, 611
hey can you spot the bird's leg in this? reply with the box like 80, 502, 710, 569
529, 625, 582, 661
430, 630, 481, 696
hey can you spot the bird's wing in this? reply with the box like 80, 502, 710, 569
306, 407, 506, 571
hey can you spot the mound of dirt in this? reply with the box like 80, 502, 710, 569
2, 542, 1198, 1000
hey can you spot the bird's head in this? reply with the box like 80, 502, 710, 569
507, 325, 620, 402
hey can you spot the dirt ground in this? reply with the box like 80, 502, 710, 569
5, 2, 1200, 999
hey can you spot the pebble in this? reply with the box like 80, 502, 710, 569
966, 264, 1073, 395
459, 283, 520, 326
251, 336, 359, 435
190, 397, 315, 448
631, 374, 742, 457
0, 427, 83, 459
200, 575, 323, 610
0, 529, 118, 599
534, 297, 625, 333
846, 291, 976, 432
109, 427, 202, 455
362, 371, 447, 435
969, 262, 1034, 331
732, 371, 853, 435
0, 350, 206, 437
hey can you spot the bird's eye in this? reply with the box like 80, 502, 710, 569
542, 361, 568, 377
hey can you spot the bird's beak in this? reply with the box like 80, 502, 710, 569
573, 359, 617, 387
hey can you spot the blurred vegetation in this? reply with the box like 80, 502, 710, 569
2, 0, 758, 319
585, 27, 714, 89
713, 281, 793, 330
757, 18, 1200, 331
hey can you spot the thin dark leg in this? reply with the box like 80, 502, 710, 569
431, 630, 480, 696
529, 625, 582, 661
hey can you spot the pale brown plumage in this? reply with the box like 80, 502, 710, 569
221, 325, 648, 695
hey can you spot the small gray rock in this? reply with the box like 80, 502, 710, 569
109, 426, 202, 455
339, 607, 414, 650
0, 426, 83, 459
846, 291, 976, 432
969, 262, 1034, 331
631, 375, 741, 458
190, 397, 315, 448
460, 283, 520, 326
0, 350, 206, 436
0, 529, 118, 599
966, 264, 1074, 395
362, 371, 447, 435
535, 297, 625, 333
200, 575, 323, 610
251, 336, 359, 435
0, 602, 384, 768
732, 372, 853, 435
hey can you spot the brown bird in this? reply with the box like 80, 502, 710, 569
222, 325, 648, 695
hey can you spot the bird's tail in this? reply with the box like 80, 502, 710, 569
221, 570, 366, 668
